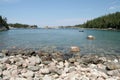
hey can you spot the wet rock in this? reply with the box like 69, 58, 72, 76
1, 49, 9, 56
51, 52, 63, 61
106, 62, 120, 70
87, 35, 95, 40
70, 46, 80, 52
68, 58, 76, 63
81, 55, 104, 65
0, 53, 4, 58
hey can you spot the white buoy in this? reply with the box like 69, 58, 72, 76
87, 35, 95, 40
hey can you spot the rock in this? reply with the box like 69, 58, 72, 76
80, 75, 89, 80
40, 68, 50, 74
107, 69, 120, 77
88, 64, 97, 68
3, 70, 11, 77
58, 61, 64, 68
2, 49, 9, 56
87, 35, 95, 40
51, 52, 63, 61
68, 58, 76, 63
0, 53, 4, 58
43, 75, 52, 80
11, 69, 18, 77
64, 60, 69, 68
97, 64, 106, 69
22, 70, 34, 78
81, 55, 104, 65
70, 46, 80, 52
97, 77, 104, 80
106, 62, 120, 70
28, 65, 40, 71
16, 78, 27, 80
69, 67, 76, 72
28, 56, 41, 66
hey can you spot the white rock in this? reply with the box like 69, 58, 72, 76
97, 64, 106, 69
113, 59, 118, 63
70, 46, 80, 52
43, 75, 52, 80
40, 68, 50, 74
3, 70, 11, 76
87, 35, 95, 40
11, 69, 18, 77
80, 75, 89, 80
89, 64, 97, 68
64, 60, 69, 68
97, 77, 104, 80
16, 78, 27, 80
22, 70, 34, 78
57, 61, 64, 68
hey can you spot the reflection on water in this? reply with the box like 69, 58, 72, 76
0, 29, 120, 55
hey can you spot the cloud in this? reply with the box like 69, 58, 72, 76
109, 5, 120, 10
108, 0, 120, 10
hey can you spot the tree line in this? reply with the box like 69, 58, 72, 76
74, 12, 120, 29
8, 23, 38, 29
0, 16, 9, 30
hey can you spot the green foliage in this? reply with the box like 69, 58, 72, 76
75, 12, 120, 29
8, 23, 38, 29
0, 16, 9, 30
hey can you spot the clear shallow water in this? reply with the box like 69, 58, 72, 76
0, 28, 120, 54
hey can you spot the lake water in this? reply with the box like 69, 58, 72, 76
0, 28, 120, 55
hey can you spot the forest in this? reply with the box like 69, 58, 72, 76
8, 23, 38, 29
0, 16, 9, 30
74, 12, 120, 29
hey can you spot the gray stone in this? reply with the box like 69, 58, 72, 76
1, 50, 9, 56
28, 65, 40, 71
40, 68, 50, 74
106, 62, 120, 70
107, 69, 120, 77
22, 70, 34, 78
43, 75, 52, 80
0, 53, 4, 58
68, 58, 76, 63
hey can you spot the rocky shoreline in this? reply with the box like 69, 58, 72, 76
0, 49, 120, 80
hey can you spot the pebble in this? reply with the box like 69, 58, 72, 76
0, 49, 120, 80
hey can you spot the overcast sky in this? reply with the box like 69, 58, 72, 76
0, 0, 120, 27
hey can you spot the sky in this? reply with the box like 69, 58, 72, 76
0, 0, 120, 27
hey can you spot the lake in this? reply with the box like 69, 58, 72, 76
0, 28, 120, 55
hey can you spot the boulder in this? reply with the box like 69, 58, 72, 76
107, 69, 120, 77
106, 62, 120, 70
70, 46, 80, 52
87, 35, 95, 40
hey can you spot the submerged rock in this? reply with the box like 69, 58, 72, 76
87, 35, 95, 40
70, 46, 80, 52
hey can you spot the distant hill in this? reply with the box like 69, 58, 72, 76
8, 23, 38, 29
75, 12, 120, 29
0, 16, 9, 31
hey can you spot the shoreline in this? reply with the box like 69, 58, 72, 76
0, 49, 120, 79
